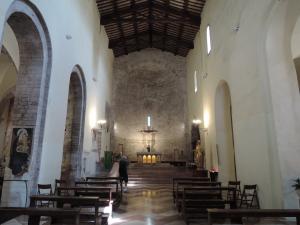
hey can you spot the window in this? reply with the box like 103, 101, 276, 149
206, 25, 212, 54
194, 70, 198, 93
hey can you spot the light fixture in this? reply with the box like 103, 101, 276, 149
97, 120, 107, 126
192, 119, 202, 125
147, 116, 151, 128
202, 72, 208, 80
92, 119, 107, 140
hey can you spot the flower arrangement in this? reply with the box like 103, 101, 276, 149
209, 167, 219, 173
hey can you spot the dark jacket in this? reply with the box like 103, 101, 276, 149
119, 158, 129, 176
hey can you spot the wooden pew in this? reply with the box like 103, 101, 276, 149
85, 177, 120, 182
172, 177, 210, 202
207, 209, 300, 225
175, 181, 221, 210
182, 187, 237, 225
75, 180, 122, 206
30, 195, 101, 225
0, 207, 80, 225
57, 186, 112, 204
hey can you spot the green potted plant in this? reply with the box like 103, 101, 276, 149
292, 178, 300, 197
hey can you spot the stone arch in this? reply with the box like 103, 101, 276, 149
214, 80, 236, 183
0, 0, 52, 206
265, 0, 300, 208
61, 65, 86, 183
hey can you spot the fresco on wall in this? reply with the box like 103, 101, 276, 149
9, 128, 33, 176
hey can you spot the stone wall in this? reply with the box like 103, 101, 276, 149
112, 49, 188, 161
61, 78, 75, 182
61, 69, 86, 183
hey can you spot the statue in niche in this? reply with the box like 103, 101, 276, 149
194, 140, 204, 170
191, 124, 200, 161
9, 128, 33, 176
146, 145, 151, 153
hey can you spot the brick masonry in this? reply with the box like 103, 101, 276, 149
61, 69, 86, 184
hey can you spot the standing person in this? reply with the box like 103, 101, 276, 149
119, 155, 129, 192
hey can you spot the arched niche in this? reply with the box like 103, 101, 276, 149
61, 65, 86, 183
214, 81, 236, 183
0, 0, 52, 206
0, 48, 17, 170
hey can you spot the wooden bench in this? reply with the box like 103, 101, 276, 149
175, 181, 221, 210
172, 177, 210, 202
75, 180, 122, 206
85, 177, 120, 182
207, 209, 300, 225
0, 207, 80, 225
30, 195, 102, 225
182, 187, 237, 225
57, 186, 112, 204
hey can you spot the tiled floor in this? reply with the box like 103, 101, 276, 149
110, 164, 197, 225
4, 164, 297, 225
111, 185, 186, 225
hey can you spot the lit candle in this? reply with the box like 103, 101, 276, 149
147, 116, 151, 127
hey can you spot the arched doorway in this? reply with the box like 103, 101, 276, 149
215, 81, 236, 182
0, 0, 52, 206
61, 66, 86, 183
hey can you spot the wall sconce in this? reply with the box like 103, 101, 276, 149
97, 120, 107, 129
91, 119, 107, 140
192, 119, 202, 125
202, 72, 208, 80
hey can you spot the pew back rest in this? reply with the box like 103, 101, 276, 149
38, 184, 53, 195
172, 177, 210, 192
75, 181, 119, 190
207, 209, 300, 225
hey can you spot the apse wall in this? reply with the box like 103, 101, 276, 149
112, 49, 188, 161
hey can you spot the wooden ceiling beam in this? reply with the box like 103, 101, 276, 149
162, 0, 170, 51
112, 0, 127, 55
175, 0, 188, 55
109, 30, 194, 49
100, 2, 201, 26
131, 0, 140, 51
102, 17, 199, 26
149, 0, 153, 47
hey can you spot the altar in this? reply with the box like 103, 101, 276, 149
137, 117, 161, 164
137, 152, 162, 164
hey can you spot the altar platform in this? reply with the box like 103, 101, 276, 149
137, 152, 162, 164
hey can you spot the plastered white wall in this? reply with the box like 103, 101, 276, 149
265, 0, 300, 208
186, 0, 291, 208
0, 0, 114, 186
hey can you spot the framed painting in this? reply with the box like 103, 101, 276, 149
9, 127, 34, 176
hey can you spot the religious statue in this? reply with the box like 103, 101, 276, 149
194, 140, 204, 171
